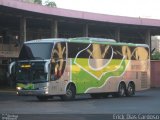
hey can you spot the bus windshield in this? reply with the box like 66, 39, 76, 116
19, 43, 53, 60
16, 62, 47, 83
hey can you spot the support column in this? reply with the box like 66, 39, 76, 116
115, 27, 120, 42
83, 24, 88, 37
145, 29, 151, 47
20, 17, 26, 44
51, 20, 58, 38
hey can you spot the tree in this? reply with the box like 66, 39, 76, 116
44, 0, 57, 7
22, 0, 42, 4
152, 51, 160, 60
22, 0, 34, 3
34, 0, 42, 4
22, 0, 56, 7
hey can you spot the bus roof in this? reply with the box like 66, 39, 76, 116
24, 37, 149, 48
69, 37, 116, 43
24, 38, 67, 44
68, 37, 149, 48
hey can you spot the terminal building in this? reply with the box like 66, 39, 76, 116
1, 0, 160, 87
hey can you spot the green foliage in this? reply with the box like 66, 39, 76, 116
44, 0, 57, 7
23, 0, 56, 7
151, 51, 160, 60
22, 0, 34, 3
34, 0, 42, 4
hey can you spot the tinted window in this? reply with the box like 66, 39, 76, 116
68, 43, 113, 59
112, 45, 149, 60
68, 43, 91, 58
112, 45, 121, 59
16, 62, 47, 83
19, 43, 53, 60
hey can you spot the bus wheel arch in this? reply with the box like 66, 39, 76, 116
61, 82, 76, 101
126, 81, 135, 97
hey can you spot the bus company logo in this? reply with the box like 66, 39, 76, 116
113, 114, 160, 120
2, 113, 18, 120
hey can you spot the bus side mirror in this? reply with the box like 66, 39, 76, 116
8, 62, 16, 75
44, 61, 50, 73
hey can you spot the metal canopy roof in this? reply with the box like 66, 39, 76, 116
0, 0, 160, 27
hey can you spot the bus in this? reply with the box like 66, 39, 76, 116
9, 37, 150, 101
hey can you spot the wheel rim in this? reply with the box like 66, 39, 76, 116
128, 84, 134, 96
119, 84, 125, 96
66, 89, 72, 98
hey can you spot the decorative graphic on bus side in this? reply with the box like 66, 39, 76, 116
71, 43, 148, 93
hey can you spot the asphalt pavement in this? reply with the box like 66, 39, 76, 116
0, 88, 160, 120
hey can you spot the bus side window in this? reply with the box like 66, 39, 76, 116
113, 46, 123, 59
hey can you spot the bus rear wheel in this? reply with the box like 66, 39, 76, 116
61, 85, 76, 101
126, 82, 135, 97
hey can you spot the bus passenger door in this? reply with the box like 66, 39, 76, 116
50, 42, 67, 94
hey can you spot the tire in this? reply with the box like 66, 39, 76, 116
61, 85, 76, 101
126, 83, 135, 97
113, 83, 126, 97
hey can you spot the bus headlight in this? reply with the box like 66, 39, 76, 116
39, 87, 48, 94
16, 87, 22, 90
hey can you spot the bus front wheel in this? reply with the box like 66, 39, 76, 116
61, 85, 76, 101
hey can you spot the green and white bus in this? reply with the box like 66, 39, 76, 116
9, 37, 150, 101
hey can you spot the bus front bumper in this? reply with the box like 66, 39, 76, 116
17, 90, 49, 96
